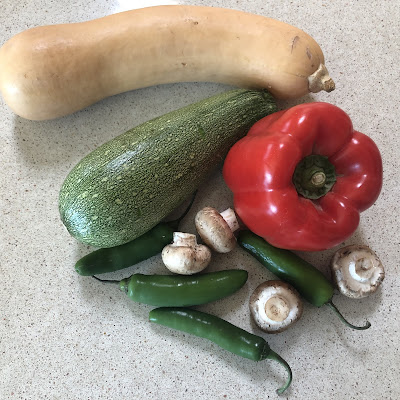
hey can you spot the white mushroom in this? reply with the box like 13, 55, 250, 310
331, 245, 385, 298
161, 232, 211, 275
195, 207, 239, 253
249, 281, 303, 333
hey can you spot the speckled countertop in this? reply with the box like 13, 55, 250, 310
1, 1, 399, 399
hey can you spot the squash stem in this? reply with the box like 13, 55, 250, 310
326, 301, 371, 330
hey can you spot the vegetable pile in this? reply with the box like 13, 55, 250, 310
0, 5, 386, 396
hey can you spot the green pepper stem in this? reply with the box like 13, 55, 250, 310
311, 171, 326, 186
92, 276, 119, 284
292, 154, 336, 199
267, 350, 292, 395
326, 301, 371, 330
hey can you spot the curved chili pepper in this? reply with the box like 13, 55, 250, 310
149, 307, 292, 394
93, 269, 248, 307
223, 103, 383, 251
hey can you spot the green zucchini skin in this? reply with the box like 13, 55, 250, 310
59, 89, 276, 248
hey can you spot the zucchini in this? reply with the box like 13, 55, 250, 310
59, 89, 276, 248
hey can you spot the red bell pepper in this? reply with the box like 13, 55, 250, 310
223, 102, 383, 251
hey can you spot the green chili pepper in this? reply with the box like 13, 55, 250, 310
149, 307, 292, 395
75, 192, 197, 276
93, 269, 248, 307
238, 230, 371, 330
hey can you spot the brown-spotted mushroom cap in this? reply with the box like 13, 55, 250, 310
331, 244, 385, 298
195, 207, 239, 253
249, 280, 303, 333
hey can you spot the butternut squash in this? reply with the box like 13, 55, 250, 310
0, 5, 334, 120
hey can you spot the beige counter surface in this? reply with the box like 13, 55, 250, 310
1, 1, 399, 399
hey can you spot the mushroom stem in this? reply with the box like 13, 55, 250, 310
349, 260, 373, 282
266, 350, 293, 395
326, 301, 371, 330
172, 232, 197, 247
220, 208, 240, 232
265, 296, 290, 322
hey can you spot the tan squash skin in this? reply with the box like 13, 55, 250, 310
0, 5, 334, 120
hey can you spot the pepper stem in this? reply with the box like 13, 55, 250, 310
267, 350, 293, 395
326, 301, 371, 330
93, 275, 131, 294
311, 171, 326, 186
92, 276, 119, 284
292, 154, 336, 199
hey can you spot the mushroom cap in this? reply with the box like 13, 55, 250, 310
195, 207, 236, 253
249, 280, 303, 334
331, 244, 385, 298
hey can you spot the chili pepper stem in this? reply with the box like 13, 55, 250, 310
326, 300, 371, 330
265, 350, 292, 395
92, 275, 119, 284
